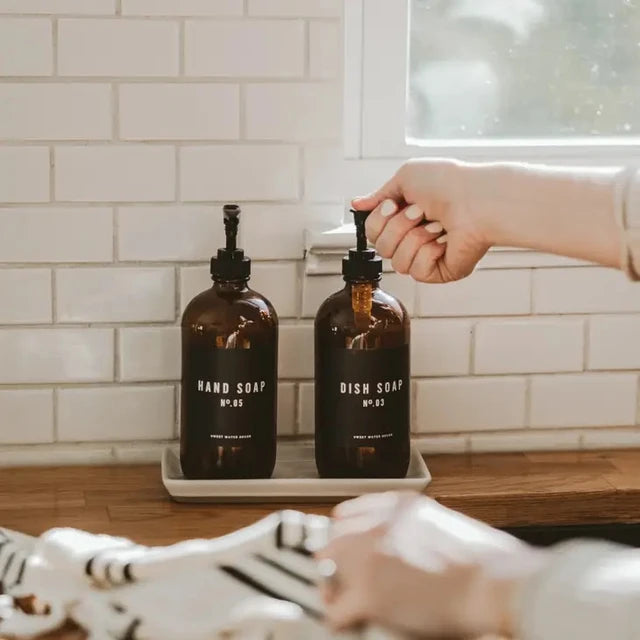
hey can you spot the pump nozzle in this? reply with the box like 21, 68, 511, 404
210, 204, 251, 281
223, 203, 240, 252
342, 209, 382, 282
350, 209, 370, 252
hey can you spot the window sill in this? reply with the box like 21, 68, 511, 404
305, 225, 590, 275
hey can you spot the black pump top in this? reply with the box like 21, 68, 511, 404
342, 209, 383, 282
210, 204, 251, 281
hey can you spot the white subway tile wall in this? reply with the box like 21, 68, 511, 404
179, 145, 299, 201
251, 262, 300, 318
417, 269, 531, 317
0, 390, 54, 444
119, 84, 240, 141
57, 386, 174, 441
0, 84, 112, 140
58, 19, 179, 76
0, 18, 52, 75
530, 373, 638, 428
247, 0, 341, 17
0, 147, 49, 203
309, 21, 340, 79
0, 208, 113, 262
55, 146, 176, 202
122, 0, 242, 17
474, 319, 584, 374
0, 0, 115, 13
0, 329, 113, 384
56, 267, 175, 322
414, 377, 527, 433
0, 269, 52, 324
184, 20, 304, 77
245, 83, 341, 142
118, 206, 225, 261
1, 2, 639, 462
279, 324, 314, 378
277, 383, 297, 436
411, 320, 472, 377
589, 316, 640, 370
118, 327, 181, 382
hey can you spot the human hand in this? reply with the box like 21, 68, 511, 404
352, 158, 493, 283
317, 492, 548, 638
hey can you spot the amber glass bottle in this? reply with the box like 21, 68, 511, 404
315, 210, 410, 478
180, 204, 278, 480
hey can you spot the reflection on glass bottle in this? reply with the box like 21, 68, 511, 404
180, 204, 278, 479
315, 210, 411, 478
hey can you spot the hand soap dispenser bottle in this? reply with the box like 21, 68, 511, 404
314, 210, 410, 478
180, 204, 278, 480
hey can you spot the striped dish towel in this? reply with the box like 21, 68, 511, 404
0, 512, 402, 640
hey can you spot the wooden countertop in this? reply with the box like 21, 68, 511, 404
3, 449, 640, 640
3, 449, 640, 545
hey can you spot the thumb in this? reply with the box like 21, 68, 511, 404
351, 172, 403, 211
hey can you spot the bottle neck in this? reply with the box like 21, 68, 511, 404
344, 279, 380, 290
212, 278, 249, 293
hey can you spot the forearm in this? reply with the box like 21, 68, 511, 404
464, 161, 627, 269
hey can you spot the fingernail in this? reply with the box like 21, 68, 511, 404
380, 199, 397, 217
405, 204, 423, 220
436, 234, 449, 244
425, 221, 443, 234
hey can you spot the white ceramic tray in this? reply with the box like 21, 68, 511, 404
162, 442, 431, 502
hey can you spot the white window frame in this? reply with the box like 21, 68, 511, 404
305, 0, 640, 274
347, 0, 640, 162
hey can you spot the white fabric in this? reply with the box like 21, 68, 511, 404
0, 514, 399, 640
517, 541, 640, 640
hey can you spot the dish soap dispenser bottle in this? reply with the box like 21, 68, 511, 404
315, 209, 410, 478
180, 204, 278, 480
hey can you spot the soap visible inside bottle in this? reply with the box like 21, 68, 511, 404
180, 204, 278, 480
314, 209, 411, 478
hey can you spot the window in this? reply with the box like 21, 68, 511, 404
408, 0, 640, 144
344, 0, 640, 162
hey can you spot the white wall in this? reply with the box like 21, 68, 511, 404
1, 0, 639, 465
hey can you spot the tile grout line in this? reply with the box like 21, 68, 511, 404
114, 327, 120, 381
52, 387, 59, 442
294, 381, 304, 435
303, 19, 310, 78
524, 376, 532, 428
294, 258, 304, 319
112, 83, 120, 140
178, 18, 185, 75
583, 316, 590, 371
112, 207, 119, 262
52, 17, 58, 75
174, 265, 181, 320
49, 146, 55, 202
412, 282, 420, 319
410, 379, 417, 433
298, 144, 305, 200
51, 269, 57, 323
175, 145, 181, 201
0, 77, 338, 85
238, 84, 246, 139
529, 268, 535, 313
292, 382, 300, 436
